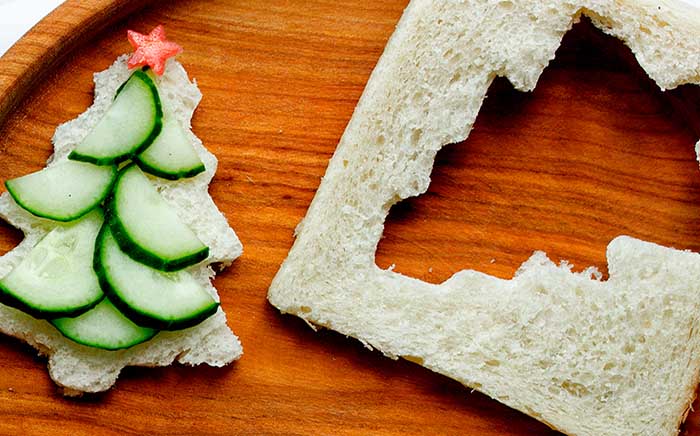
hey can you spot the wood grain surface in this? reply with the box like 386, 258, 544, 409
0, 0, 152, 123
0, 1, 699, 435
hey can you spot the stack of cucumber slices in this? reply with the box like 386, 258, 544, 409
0, 69, 217, 351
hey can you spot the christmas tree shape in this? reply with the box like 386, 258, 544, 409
0, 28, 242, 394
269, 2, 700, 434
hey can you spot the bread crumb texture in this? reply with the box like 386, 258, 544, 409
268, 1, 700, 434
0, 56, 243, 394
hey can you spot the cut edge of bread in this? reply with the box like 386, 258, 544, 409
268, 1, 700, 434
0, 55, 243, 395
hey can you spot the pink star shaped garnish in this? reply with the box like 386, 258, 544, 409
127, 25, 183, 76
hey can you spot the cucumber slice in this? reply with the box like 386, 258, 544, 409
5, 160, 117, 222
0, 210, 104, 318
51, 299, 157, 350
108, 164, 208, 271
95, 225, 218, 330
68, 70, 163, 165
136, 114, 205, 180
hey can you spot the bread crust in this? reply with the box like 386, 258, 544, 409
269, 1, 700, 434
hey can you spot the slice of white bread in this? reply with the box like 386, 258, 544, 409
0, 56, 243, 395
268, 1, 700, 434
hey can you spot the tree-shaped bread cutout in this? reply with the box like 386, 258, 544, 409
269, 2, 700, 434
0, 27, 243, 394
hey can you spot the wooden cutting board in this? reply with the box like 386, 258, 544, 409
0, 1, 699, 434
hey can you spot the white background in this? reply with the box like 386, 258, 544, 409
1, 0, 700, 57
0, 0, 64, 56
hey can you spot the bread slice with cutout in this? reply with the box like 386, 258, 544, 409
268, 0, 700, 434
0, 56, 243, 395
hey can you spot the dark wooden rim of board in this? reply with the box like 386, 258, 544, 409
0, 0, 155, 126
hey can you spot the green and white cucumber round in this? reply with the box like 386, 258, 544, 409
5, 160, 116, 222
108, 164, 209, 271
136, 113, 205, 180
51, 298, 157, 350
0, 209, 104, 318
69, 70, 163, 165
95, 225, 218, 330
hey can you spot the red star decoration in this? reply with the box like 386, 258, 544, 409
127, 25, 183, 76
